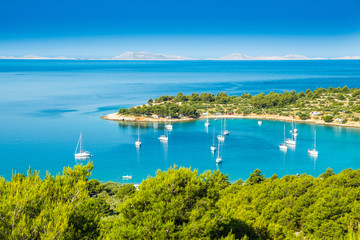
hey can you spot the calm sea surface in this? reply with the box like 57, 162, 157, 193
0, 60, 360, 183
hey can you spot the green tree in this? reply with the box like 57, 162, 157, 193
246, 169, 265, 185
319, 168, 335, 179
101, 166, 232, 239
323, 115, 334, 122
0, 162, 103, 239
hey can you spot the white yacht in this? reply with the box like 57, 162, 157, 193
293, 120, 298, 137
122, 175, 132, 180
258, 120, 262, 126
308, 130, 319, 157
165, 111, 173, 130
159, 126, 168, 141
217, 135, 225, 142
217, 118, 225, 141
74, 133, 92, 159
158, 134, 168, 142
211, 126, 217, 152
223, 118, 230, 135
279, 125, 288, 151
135, 124, 141, 147
286, 122, 296, 146
286, 138, 296, 146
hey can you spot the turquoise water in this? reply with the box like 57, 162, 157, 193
0, 60, 360, 183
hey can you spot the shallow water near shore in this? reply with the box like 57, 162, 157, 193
0, 60, 360, 183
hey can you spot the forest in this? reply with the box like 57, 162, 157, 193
2, 163, 360, 239
117, 86, 360, 124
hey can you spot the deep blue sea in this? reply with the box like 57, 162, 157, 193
1, 60, 360, 183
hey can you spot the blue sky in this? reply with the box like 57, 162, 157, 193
0, 0, 359, 58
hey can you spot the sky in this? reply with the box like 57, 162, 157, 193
0, 0, 360, 58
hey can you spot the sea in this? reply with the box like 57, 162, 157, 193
0, 60, 360, 183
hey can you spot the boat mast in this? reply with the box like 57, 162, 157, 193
207, 105, 209, 123
169, 110, 171, 125
314, 130, 317, 150
137, 124, 140, 141
221, 118, 223, 135
284, 125, 286, 144
75, 134, 80, 154
80, 133, 82, 153
213, 126, 215, 145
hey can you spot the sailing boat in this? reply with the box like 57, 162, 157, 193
308, 130, 318, 156
211, 126, 217, 152
279, 124, 288, 151
258, 120, 262, 126
217, 118, 225, 141
74, 133, 92, 159
158, 127, 168, 142
165, 111, 173, 130
205, 106, 210, 127
223, 117, 230, 135
286, 120, 296, 146
293, 120, 298, 137
216, 140, 222, 163
135, 124, 141, 147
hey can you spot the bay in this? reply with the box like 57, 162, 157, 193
0, 60, 359, 183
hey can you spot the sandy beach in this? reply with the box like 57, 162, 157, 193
102, 112, 360, 129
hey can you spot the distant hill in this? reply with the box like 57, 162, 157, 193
0, 55, 76, 60
111, 51, 194, 60
213, 53, 326, 60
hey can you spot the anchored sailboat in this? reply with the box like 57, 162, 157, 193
216, 140, 222, 163
308, 130, 318, 156
279, 124, 288, 151
286, 121, 296, 146
293, 120, 298, 137
211, 126, 217, 152
223, 117, 230, 135
205, 105, 210, 127
74, 133, 92, 159
165, 111, 173, 130
217, 118, 225, 141
135, 124, 141, 147
159, 126, 168, 142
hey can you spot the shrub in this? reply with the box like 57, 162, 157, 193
322, 115, 333, 123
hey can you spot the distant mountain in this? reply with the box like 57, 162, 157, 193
111, 52, 193, 60
1, 52, 359, 60
332, 56, 360, 60
0, 55, 76, 60
214, 53, 326, 60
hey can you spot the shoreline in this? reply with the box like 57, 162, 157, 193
101, 113, 196, 123
101, 112, 360, 129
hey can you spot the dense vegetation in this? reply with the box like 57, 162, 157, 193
117, 86, 360, 124
3, 163, 360, 239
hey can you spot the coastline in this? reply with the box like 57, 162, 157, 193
101, 112, 360, 129
101, 113, 196, 123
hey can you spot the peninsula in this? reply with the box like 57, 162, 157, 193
102, 86, 360, 128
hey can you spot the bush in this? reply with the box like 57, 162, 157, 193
116, 184, 136, 200
322, 115, 334, 123
298, 112, 310, 120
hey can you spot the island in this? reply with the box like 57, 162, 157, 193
102, 86, 360, 128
